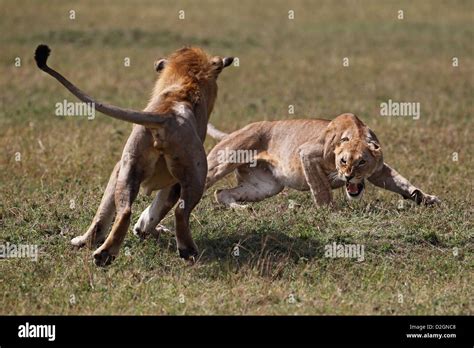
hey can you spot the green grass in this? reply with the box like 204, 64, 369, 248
0, 0, 472, 315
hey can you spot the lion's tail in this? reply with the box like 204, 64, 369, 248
34, 44, 169, 127
207, 123, 228, 141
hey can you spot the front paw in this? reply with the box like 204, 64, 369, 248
133, 218, 155, 240
412, 189, 441, 206
133, 222, 148, 240
133, 222, 171, 240
422, 193, 441, 206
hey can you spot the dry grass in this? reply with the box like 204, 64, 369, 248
0, 0, 472, 315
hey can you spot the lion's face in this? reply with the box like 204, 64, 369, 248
334, 138, 383, 200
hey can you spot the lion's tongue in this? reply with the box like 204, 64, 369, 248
347, 183, 359, 194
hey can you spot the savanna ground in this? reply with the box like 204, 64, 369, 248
0, 0, 472, 315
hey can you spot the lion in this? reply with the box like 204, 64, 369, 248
205, 113, 440, 208
34, 44, 234, 266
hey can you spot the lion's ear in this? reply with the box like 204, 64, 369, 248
154, 58, 167, 72
222, 57, 234, 68
367, 129, 382, 156
368, 140, 383, 171
368, 140, 381, 152
368, 140, 383, 164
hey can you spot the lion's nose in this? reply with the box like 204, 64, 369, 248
345, 175, 354, 182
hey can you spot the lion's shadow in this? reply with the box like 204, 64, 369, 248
157, 227, 324, 270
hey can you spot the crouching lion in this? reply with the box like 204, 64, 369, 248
205, 113, 440, 208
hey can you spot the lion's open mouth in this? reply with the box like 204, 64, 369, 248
345, 180, 365, 198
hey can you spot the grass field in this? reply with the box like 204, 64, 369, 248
0, 0, 472, 315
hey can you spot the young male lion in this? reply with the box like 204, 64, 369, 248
205, 113, 440, 208
35, 44, 234, 265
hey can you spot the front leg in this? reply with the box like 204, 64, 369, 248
133, 184, 180, 239
299, 146, 332, 206
368, 163, 440, 205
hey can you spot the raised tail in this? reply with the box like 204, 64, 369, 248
207, 123, 228, 141
34, 44, 170, 127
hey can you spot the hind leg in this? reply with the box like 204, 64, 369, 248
71, 161, 120, 248
205, 150, 240, 190
215, 165, 284, 208
133, 184, 180, 239
93, 160, 142, 266
205, 128, 262, 190
166, 149, 207, 260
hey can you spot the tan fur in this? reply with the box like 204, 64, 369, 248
36, 45, 233, 265
206, 113, 440, 207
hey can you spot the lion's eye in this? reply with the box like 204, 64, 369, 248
359, 159, 366, 166
341, 158, 346, 165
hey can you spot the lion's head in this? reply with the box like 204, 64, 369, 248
334, 138, 383, 199
324, 113, 384, 200
151, 47, 234, 115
